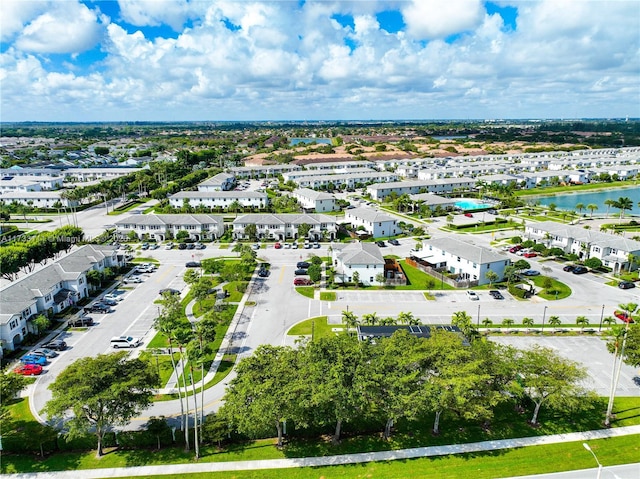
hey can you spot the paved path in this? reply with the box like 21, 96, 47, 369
9, 425, 640, 478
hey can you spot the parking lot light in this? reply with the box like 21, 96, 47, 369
582, 443, 602, 479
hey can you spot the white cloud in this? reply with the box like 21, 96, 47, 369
14, 2, 103, 54
116, 0, 199, 31
402, 0, 484, 39
0, 0, 49, 42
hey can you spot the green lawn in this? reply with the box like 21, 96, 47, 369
319, 292, 336, 301
515, 180, 637, 197
287, 316, 343, 339
131, 256, 160, 264
223, 282, 247, 302
531, 276, 572, 300
295, 286, 315, 298
398, 260, 456, 290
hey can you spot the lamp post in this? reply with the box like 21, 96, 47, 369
541, 306, 547, 334
582, 443, 602, 479
477, 303, 481, 327
598, 304, 605, 332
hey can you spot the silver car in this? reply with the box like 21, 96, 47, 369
31, 348, 59, 358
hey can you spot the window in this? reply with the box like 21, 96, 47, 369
45, 294, 52, 302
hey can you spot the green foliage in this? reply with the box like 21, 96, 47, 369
584, 257, 602, 269
308, 264, 322, 283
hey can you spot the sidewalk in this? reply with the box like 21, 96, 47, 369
9, 425, 640, 478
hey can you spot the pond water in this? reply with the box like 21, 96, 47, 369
534, 187, 640, 215
290, 138, 332, 146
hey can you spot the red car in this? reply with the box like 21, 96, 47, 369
294, 278, 313, 286
614, 311, 635, 323
14, 364, 43, 376
523, 252, 537, 258
509, 245, 523, 253
464, 213, 473, 218
274, 242, 282, 249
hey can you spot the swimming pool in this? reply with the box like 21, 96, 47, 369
454, 199, 493, 210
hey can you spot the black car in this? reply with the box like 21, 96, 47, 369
388, 239, 400, 246
489, 290, 504, 300
563, 265, 576, 272
70, 317, 94, 327
618, 281, 636, 290
185, 261, 201, 268
84, 304, 112, 314
258, 268, 269, 277
294, 269, 308, 275
178, 243, 187, 250
297, 261, 310, 269
186, 243, 195, 250
375, 241, 386, 247
572, 266, 588, 275
159, 288, 180, 295
43, 339, 67, 351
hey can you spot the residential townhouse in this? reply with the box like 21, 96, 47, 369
524, 221, 640, 273
292, 171, 398, 189
344, 207, 400, 238
196, 172, 236, 191
0, 175, 64, 192
114, 214, 225, 241
366, 178, 476, 200
331, 242, 386, 286
168, 191, 269, 210
291, 188, 338, 213
228, 164, 302, 178
232, 213, 337, 241
0, 245, 122, 352
0, 190, 78, 208
418, 237, 510, 286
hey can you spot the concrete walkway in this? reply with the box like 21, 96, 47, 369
9, 425, 640, 478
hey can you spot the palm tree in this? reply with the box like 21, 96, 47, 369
481, 318, 493, 328
601, 316, 616, 328
615, 197, 633, 222
522, 317, 534, 328
501, 318, 514, 330
361, 312, 379, 326
548, 315, 561, 331
341, 310, 359, 332
604, 199, 616, 218
587, 204, 598, 218
575, 315, 589, 333
397, 311, 418, 325
575, 203, 585, 216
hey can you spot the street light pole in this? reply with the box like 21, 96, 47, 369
477, 303, 481, 327
582, 443, 603, 479
541, 306, 547, 334
599, 304, 605, 332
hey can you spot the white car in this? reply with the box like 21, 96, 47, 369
165, 243, 174, 250
123, 275, 143, 284
292, 243, 299, 249
466, 290, 479, 301
104, 293, 124, 302
284, 243, 291, 249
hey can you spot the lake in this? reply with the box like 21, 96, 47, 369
290, 138, 332, 146
534, 186, 640, 215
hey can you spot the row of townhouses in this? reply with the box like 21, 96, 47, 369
0, 245, 123, 352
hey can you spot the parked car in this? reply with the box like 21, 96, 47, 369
194, 242, 206, 249
123, 275, 143, 284
297, 261, 310, 269
464, 212, 473, 217
509, 245, 523, 253
523, 252, 537, 258
104, 293, 123, 302
523, 269, 540, 276
572, 266, 588, 274
149, 244, 160, 250
159, 288, 180, 295
618, 281, 636, 290
293, 278, 313, 286
466, 290, 479, 300
185, 261, 201, 268
489, 290, 504, 300
563, 265, 576, 272
292, 243, 299, 249
375, 241, 386, 247
186, 243, 195, 250
614, 310, 635, 323
69, 316, 94, 327
43, 339, 67, 351
313, 242, 320, 249
84, 304, 112, 314
274, 242, 282, 249
284, 243, 291, 249
178, 243, 187, 250
294, 269, 309, 275
14, 364, 43, 376
165, 242, 174, 250
31, 348, 58, 358
21, 354, 47, 366
252, 243, 260, 250
258, 268, 269, 277
304, 242, 312, 249
97, 298, 117, 306
141, 243, 149, 250
388, 239, 400, 246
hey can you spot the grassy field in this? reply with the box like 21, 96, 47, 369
287, 316, 344, 339
531, 276, 572, 300
295, 286, 315, 298
319, 291, 337, 301
398, 260, 456, 290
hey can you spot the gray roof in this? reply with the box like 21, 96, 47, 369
334, 242, 384, 266
114, 214, 224, 226
426, 237, 507, 264
293, 188, 336, 201
198, 172, 235, 186
346, 207, 396, 223
529, 221, 640, 252
233, 213, 336, 226
408, 193, 457, 205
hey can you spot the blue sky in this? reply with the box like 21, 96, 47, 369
1, 0, 638, 122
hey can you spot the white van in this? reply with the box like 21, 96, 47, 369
110, 336, 142, 349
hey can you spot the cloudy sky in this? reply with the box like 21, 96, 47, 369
1, 0, 638, 122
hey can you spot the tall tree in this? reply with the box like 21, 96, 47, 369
516, 346, 588, 425
341, 310, 359, 332
587, 204, 598, 218
45, 352, 159, 457
221, 345, 304, 448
